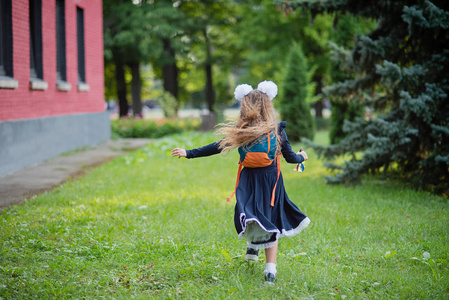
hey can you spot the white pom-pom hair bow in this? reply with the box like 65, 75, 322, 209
234, 84, 253, 101
234, 80, 278, 101
257, 81, 278, 100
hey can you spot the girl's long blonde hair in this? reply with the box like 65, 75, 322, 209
217, 89, 281, 154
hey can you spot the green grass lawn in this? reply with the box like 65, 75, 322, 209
1, 131, 448, 299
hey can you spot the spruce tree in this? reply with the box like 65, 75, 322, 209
280, 43, 315, 142
279, 0, 449, 194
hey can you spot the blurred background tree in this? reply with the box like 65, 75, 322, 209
280, 42, 315, 142
178, 1, 241, 113
104, 0, 153, 116
104, 0, 371, 118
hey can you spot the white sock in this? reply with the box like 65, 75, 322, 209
264, 263, 277, 275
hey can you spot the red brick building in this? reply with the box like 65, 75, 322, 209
0, 0, 109, 176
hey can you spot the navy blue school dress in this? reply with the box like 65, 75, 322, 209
186, 121, 310, 249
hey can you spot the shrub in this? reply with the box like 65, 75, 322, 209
111, 117, 201, 139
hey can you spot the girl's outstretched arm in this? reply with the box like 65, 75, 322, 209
171, 142, 221, 159
171, 148, 187, 158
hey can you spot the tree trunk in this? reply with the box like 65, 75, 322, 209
114, 56, 128, 117
313, 75, 324, 118
129, 61, 142, 117
203, 28, 214, 112
162, 39, 178, 99
314, 99, 324, 118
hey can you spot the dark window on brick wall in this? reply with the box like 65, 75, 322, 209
0, 0, 13, 77
77, 7, 86, 83
29, 0, 43, 80
56, 0, 66, 81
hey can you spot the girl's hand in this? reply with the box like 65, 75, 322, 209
171, 148, 187, 158
297, 150, 308, 161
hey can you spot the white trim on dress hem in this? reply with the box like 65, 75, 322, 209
238, 215, 311, 250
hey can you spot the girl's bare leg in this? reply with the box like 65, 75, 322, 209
265, 242, 278, 264
264, 242, 278, 284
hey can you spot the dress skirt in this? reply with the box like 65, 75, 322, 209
234, 161, 310, 250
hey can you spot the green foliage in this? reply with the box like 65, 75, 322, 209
177, 1, 241, 110
145, 1, 191, 64
0, 132, 448, 298
329, 99, 364, 144
280, 43, 315, 142
104, 63, 117, 102
103, 0, 152, 63
157, 91, 179, 118
286, 0, 449, 194
111, 117, 200, 139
